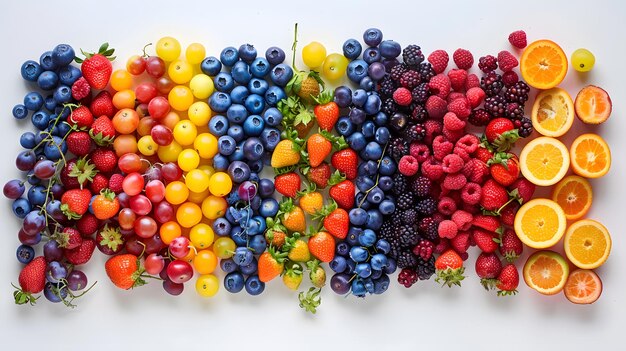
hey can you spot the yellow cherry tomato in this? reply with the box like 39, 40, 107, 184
185, 168, 210, 193
193, 250, 218, 275
189, 223, 215, 249
198, 165, 215, 178
112, 89, 136, 110
302, 41, 327, 68
189, 74, 214, 99
187, 101, 211, 126
165, 181, 189, 205
186, 43, 206, 65
156, 36, 181, 62
176, 202, 202, 228
110, 69, 133, 91
195, 274, 219, 297
161, 111, 181, 130
201, 195, 228, 220
168, 85, 194, 111
177, 149, 200, 172
156, 140, 182, 163
194, 133, 218, 159
180, 247, 196, 264
208, 172, 232, 197
168, 60, 193, 84
187, 188, 211, 204
137, 135, 158, 156
160, 221, 182, 245
322, 53, 350, 81
173, 120, 198, 146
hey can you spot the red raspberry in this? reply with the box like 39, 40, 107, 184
447, 98, 471, 119
437, 196, 457, 216
447, 92, 466, 104
432, 135, 454, 161
443, 112, 466, 131
442, 153, 465, 174
465, 73, 480, 90
438, 220, 458, 239
72, 77, 91, 100
450, 231, 470, 254
108, 173, 124, 194
462, 203, 481, 215
443, 172, 467, 191
393, 87, 412, 106
428, 74, 451, 99
398, 155, 419, 176
424, 119, 443, 140
460, 182, 482, 205
425, 95, 447, 119
410, 142, 430, 162
434, 238, 450, 254
508, 30, 527, 49
463, 159, 489, 184
453, 48, 474, 70
455, 134, 480, 154
453, 146, 471, 162
466, 87, 486, 108
502, 71, 519, 87
497, 50, 519, 72
76, 213, 99, 236
451, 210, 473, 231
448, 69, 468, 91
427, 49, 449, 74
442, 127, 464, 143
433, 212, 446, 224
421, 157, 444, 181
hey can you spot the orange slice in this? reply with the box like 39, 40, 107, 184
575, 85, 612, 124
570, 133, 611, 178
514, 198, 566, 249
520, 136, 570, 186
552, 175, 593, 220
531, 88, 574, 137
564, 219, 611, 269
520, 40, 568, 90
523, 250, 569, 295
564, 269, 602, 304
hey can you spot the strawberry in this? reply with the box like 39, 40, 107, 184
307, 133, 332, 168
13, 256, 46, 305
485, 118, 519, 152
313, 90, 340, 132
509, 178, 535, 204
90, 173, 109, 194
450, 231, 470, 254
497, 228, 523, 262
108, 173, 124, 193
298, 187, 323, 215
500, 202, 519, 227
96, 224, 124, 256
60, 157, 97, 189
275, 172, 301, 198
286, 238, 311, 262
496, 263, 519, 296
472, 228, 499, 253
76, 213, 100, 236
90, 91, 115, 118
258, 247, 287, 283
60, 188, 92, 219
89, 116, 116, 146
475, 145, 494, 163
488, 152, 520, 186
105, 254, 147, 290
271, 139, 301, 168
282, 262, 303, 290
265, 227, 287, 249
480, 179, 509, 212
331, 148, 358, 180
471, 214, 501, 232
307, 162, 331, 189
71, 77, 91, 101
287, 71, 322, 104
321, 205, 349, 239
308, 231, 335, 262
279, 198, 306, 233
92, 189, 120, 220
56, 227, 83, 249
76, 43, 115, 90
64, 238, 96, 265
66, 131, 93, 156
91, 147, 117, 173
328, 171, 355, 210
435, 249, 465, 287
68, 105, 94, 129
475, 252, 502, 290
307, 260, 326, 288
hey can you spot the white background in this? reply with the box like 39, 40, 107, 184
0, 0, 624, 349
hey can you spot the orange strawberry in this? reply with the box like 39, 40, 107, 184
313, 90, 340, 132
282, 261, 304, 290
435, 249, 465, 287
92, 189, 120, 220
307, 133, 332, 168
105, 254, 147, 290
308, 231, 335, 262
279, 198, 306, 233
76, 43, 115, 90
271, 139, 301, 168
13, 256, 46, 305
298, 184, 324, 215
275, 172, 301, 198
60, 188, 92, 219
264, 219, 287, 248
258, 247, 287, 283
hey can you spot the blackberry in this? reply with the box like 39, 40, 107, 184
398, 225, 420, 247
481, 71, 504, 97
418, 62, 436, 82
390, 63, 408, 82
396, 250, 418, 269
416, 256, 436, 280
518, 117, 533, 138
397, 268, 418, 288
392, 173, 408, 195
478, 55, 498, 73
415, 197, 437, 216
505, 102, 524, 120
379, 75, 396, 97
404, 123, 426, 142
389, 137, 409, 160
411, 83, 430, 104
409, 103, 428, 123
411, 176, 432, 198
379, 220, 396, 240
382, 97, 398, 115
469, 108, 491, 126
484, 95, 507, 117
419, 217, 439, 241
400, 70, 420, 89
396, 193, 415, 210
401, 209, 418, 225
412, 239, 434, 260
388, 236, 403, 259
402, 45, 425, 67
504, 81, 530, 104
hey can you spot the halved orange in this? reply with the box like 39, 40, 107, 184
564, 269, 602, 304
520, 39, 568, 90
514, 198, 567, 249
575, 85, 612, 124
564, 219, 611, 269
552, 175, 593, 220
520, 136, 570, 186
570, 133, 611, 178
531, 88, 574, 137
523, 250, 570, 295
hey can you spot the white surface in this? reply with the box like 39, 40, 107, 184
0, 0, 624, 349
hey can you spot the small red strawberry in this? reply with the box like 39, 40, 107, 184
90, 91, 115, 118
485, 118, 519, 152
319, 202, 349, 239
274, 172, 301, 198
68, 105, 94, 129
91, 147, 117, 173
313, 90, 340, 132
500, 202, 519, 226
108, 173, 124, 193
487, 152, 520, 186
66, 131, 93, 157
496, 263, 519, 296
509, 178, 536, 204
307, 133, 332, 168
75, 213, 100, 236
96, 223, 124, 255
328, 171, 355, 210
472, 228, 499, 253
480, 179, 509, 212
90, 173, 109, 194
60, 157, 97, 189
60, 188, 92, 220
306, 162, 331, 189
475, 252, 502, 290
450, 231, 471, 255
475, 145, 494, 163
435, 249, 465, 287
471, 214, 501, 232
89, 116, 116, 146
71, 77, 91, 101
56, 227, 83, 249
76, 43, 115, 90
331, 148, 358, 180
497, 228, 524, 262
13, 256, 46, 305
64, 238, 96, 265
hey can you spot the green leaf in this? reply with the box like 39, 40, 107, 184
298, 287, 322, 314
98, 42, 109, 54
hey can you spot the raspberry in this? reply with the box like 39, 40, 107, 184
72, 77, 91, 100
453, 48, 474, 70
437, 196, 457, 216
108, 173, 124, 193
448, 69, 467, 91
442, 154, 465, 174
427, 49, 449, 74
432, 136, 454, 161
410, 142, 430, 162
398, 155, 419, 176
434, 237, 450, 254
463, 159, 489, 184
468, 108, 492, 126
455, 134, 480, 154
461, 182, 482, 205
451, 210, 473, 231
442, 127, 464, 143
447, 92, 466, 104
508, 30, 527, 49
447, 98, 471, 119
443, 112, 466, 131
421, 157, 444, 181
424, 119, 443, 143
453, 146, 471, 162
478, 55, 498, 73
425, 95, 447, 119
497, 50, 519, 72
393, 87, 413, 106
465, 73, 480, 90
443, 172, 468, 191
450, 231, 471, 254
76, 213, 99, 236
466, 87, 486, 108
502, 71, 519, 87
438, 220, 458, 239
428, 74, 451, 99
462, 203, 481, 215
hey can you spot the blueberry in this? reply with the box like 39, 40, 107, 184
355, 192, 371, 210
370, 253, 389, 271
31, 111, 50, 130
348, 132, 367, 151
250, 57, 270, 78
371, 269, 383, 280
366, 186, 384, 204
53, 85, 72, 104
383, 258, 397, 274
248, 78, 269, 95
230, 226, 248, 246
355, 263, 372, 278
270, 64, 293, 87
51, 44, 75, 67
363, 47, 381, 64
243, 115, 265, 137
373, 274, 390, 294
336, 242, 350, 257
346, 227, 362, 247
238, 44, 257, 64
366, 210, 383, 230
209, 92, 232, 113
350, 246, 369, 263
244, 275, 265, 295
349, 208, 368, 226
228, 142, 245, 162
345, 259, 357, 274
37, 71, 59, 90
330, 256, 348, 273
358, 229, 377, 247
373, 112, 388, 126
375, 239, 391, 255
368, 62, 386, 81
349, 108, 366, 125
24, 92, 44, 111
226, 104, 248, 124
214, 72, 235, 92
356, 176, 374, 192
232, 61, 251, 85
208, 115, 229, 136
351, 89, 368, 107
240, 257, 258, 276
257, 179, 275, 198
220, 258, 238, 274
334, 86, 352, 108
225, 207, 237, 224
218, 135, 236, 155
249, 234, 267, 253
224, 272, 245, 293
363, 28, 383, 47
378, 176, 393, 192
242, 137, 264, 160
249, 195, 262, 211
335, 117, 355, 137
262, 107, 282, 127
16, 244, 35, 264
220, 47, 239, 67
375, 126, 390, 144
342, 39, 362, 60
379, 40, 402, 59
259, 198, 279, 218
265, 46, 286, 65
20, 132, 36, 149
359, 76, 376, 91
351, 279, 366, 296
247, 215, 266, 235
12, 105, 28, 120
230, 86, 250, 104
200, 56, 222, 76
227, 160, 251, 183
364, 142, 383, 161
264, 86, 286, 106
330, 273, 351, 294
363, 94, 382, 115
39, 51, 57, 71
21, 60, 43, 81
213, 217, 232, 236
379, 156, 397, 176
361, 121, 376, 139
244, 94, 265, 114
58, 65, 81, 86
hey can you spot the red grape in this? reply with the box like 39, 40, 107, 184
117, 192, 130, 208
148, 96, 170, 120
129, 194, 152, 216
145, 180, 165, 203
141, 234, 165, 255
123, 172, 145, 196
153, 201, 174, 223
144, 165, 162, 182
161, 162, 182, 182
136, 103, 149, 118
125, 237, 144, 256
162, 279, 184, 296
126, 55, 146, 75
150, 125, 173, 146
145, 56, 165, 78
169, 236, 190, 259
118, 153, 142, 174
33, 160, 56, 179
118, 208, 136, 230
144, 253, 165, 275
134, 216, 158, 238
166, 260, 193, 283
156, 77, 174, 95
135, 82, 158, 104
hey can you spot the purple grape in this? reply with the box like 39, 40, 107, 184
3, 179, 25, 199
44, 240, 63, 261
50, 183, 64, 199
44, 282, 67, 303
144, 165, 162, 182
162, 279, 184, 296
46, 261, 67, 283
331, 273, 351, 295
22, 210, 45, 236
33, 159, 56, 179
368, 62, 386, 81
238, 181, 257, 201
66, 270, 88, 291
18, 229, 41, 245
45, 200, 65, 221
16, 150, 36, 171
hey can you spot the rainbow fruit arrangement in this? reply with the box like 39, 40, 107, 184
5, 27, 612, 311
